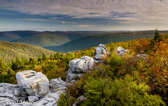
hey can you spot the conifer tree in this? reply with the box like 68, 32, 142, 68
154, 28, 160, 41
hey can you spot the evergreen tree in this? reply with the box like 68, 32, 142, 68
154, 28, 160, 41
42, 53, 47, 61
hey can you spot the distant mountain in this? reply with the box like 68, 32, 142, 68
12, 33, 70, 47
0, 41, 55, 63
0, 31, 110, 47
52, 31, 111, 40
45, 31, 168, 52
0, 32, 21, 41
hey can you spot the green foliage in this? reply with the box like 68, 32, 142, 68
57, 91, 76, 106
0, 41, 55, 63
83, 75, 165, 106
107, 53, 124, 71
42, 53, 47, 61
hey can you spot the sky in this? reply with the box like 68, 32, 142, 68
0, 0, 168, 31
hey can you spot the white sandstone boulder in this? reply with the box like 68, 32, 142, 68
94, 44, 108, 61
116, 46, 129, 56
66, 56, 94, 82
16, 70, 49, 97
69, 56, 94, 73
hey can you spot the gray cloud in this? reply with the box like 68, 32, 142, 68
0, 0, 168, 23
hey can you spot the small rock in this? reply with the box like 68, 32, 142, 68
28, 96, 39, 102
73, 95, 86, 106
116, 46, 129, 56
49, 78, 67, 93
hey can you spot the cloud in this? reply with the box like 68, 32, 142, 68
61, 21, 76, 24
17, 18, 51, 22
0, 0, 168, 27
77, 25, 93, 28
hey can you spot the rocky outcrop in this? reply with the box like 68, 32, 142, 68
16, 70, 49, 97
116, 46, 129, 56
0, 83, 27, 105
66, 56, 94, 82
94, 44, 108, 62
0, 70, 68, 106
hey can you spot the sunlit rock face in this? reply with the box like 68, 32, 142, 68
16, 70, 49, 97
94, 44, 108, 62
66, 56, 94, 82
116, 46, 129, 56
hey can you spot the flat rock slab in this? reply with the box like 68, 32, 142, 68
0, 83, 27, 106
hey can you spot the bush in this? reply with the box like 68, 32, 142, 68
83, 75, 165, 106
107, 53, 124, 71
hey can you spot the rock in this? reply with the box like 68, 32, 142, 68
0, 83, 27, 105
116, 46, 129, 56
66, 56, 94, 82
137, 54, 147, 59
49, 78, 67, 93
94, 44, 108, 61
66, 70, 83, 82
28, 96, 39, 102
73, 95, 86, 106
35, 92, 60, 106
1, 71, 67, 106
16, 70, 49, 97
69, 56, 94, 73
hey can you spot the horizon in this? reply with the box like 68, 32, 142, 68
0, 0, 168, 31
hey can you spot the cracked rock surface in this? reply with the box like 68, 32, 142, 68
16, 70, 49, 97
94, 44, 109, 62
0, 71, 66, 106
66, 56, 94, 82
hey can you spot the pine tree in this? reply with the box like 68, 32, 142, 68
42, 53, 47, 61
154, 28, 160, 41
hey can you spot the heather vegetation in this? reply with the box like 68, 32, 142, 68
1, 30, 168, 105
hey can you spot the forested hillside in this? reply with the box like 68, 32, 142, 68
45, 31, 162, 52
0, 41, 55, 63
0, 31, 168, 105
12, 33, 70, 47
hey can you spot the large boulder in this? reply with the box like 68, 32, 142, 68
0, 72, 66, 106
69, 56, 94, 73
116, 46, 129, 56
16, 70, 49, 97
66, 56, 94, 82
94, 44, 108, 61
